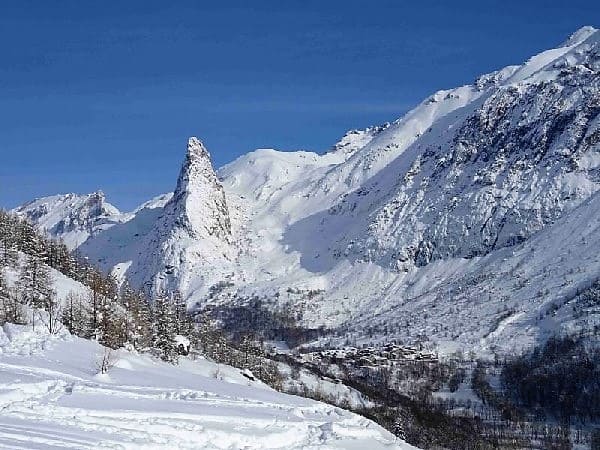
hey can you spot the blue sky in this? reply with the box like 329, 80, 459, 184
1, 1, 597, 210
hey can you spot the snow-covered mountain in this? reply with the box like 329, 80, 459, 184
13, 191, 125, 249
14, 26, 600, 355
122, 137, 237, 296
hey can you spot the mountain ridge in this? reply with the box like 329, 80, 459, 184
12, 26, 600, 355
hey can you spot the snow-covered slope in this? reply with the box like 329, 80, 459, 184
14, 26, 600, 356
215, 26, 600, 352
0, 324, 410, 449
344, 188, 600, 355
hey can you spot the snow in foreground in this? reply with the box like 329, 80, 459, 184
0, 324, 413, 449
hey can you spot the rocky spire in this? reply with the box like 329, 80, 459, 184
174, 137, 216, 196
168, 137, 231, 241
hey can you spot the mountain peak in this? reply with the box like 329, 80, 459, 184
126, 136, 233, 295
562, 25, 597, 47
11, 191, 123, 249
170, 137, 231, 240
187, 136, 209, 159
174, 137, 218, 198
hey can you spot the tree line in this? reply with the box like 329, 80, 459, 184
0, 209, 283, 386
502, 334, 600, 424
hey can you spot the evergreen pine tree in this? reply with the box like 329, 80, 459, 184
171, 290, 194, 337
0, 267, 7, 301
122, 284, 152, 351
62, 291, 90, 337
152, 293, 178, 363
97, 295, 126, 349
0, 211, 18, 267
0, 269, 26, 326
39, 288, 61, 334
17, 219, 43, 259
86, 269, 117, 339
195, 311, 230, 362
239, 334, 256, 369
137, 291, 153, 347
17, 255, 54, 309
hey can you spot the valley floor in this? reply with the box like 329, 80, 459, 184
0, 324, 411, 449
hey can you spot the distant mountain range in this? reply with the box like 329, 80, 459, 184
14, 26, 600, 356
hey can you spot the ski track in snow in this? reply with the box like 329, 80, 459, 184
0, 324, 411, 450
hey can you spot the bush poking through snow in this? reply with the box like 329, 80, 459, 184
211, 365, 222, 380
39, 301, 62, 335
96, 347, 117, 375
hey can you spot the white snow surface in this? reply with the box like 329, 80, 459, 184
0, 323, 411, 449
13, 26, 600, 356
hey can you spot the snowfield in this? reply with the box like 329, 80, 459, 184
0, 324, 412, 450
